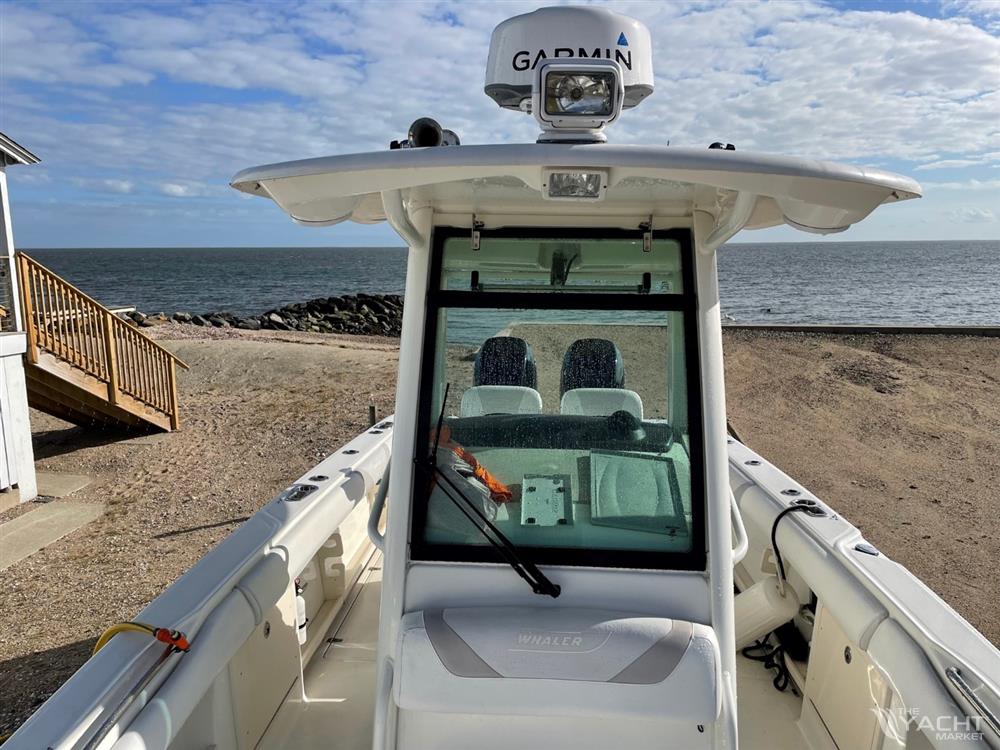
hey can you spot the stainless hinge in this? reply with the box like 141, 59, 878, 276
640, 216, 653, 252
471, 216, 484, 250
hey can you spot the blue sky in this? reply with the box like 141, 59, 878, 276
1, 0, 998, 248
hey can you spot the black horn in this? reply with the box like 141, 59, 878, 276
408, 118, 444, 148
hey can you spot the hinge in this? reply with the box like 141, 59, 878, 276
471, 215, 484, 251
640, 216, 653, 252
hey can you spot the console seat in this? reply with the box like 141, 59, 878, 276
560, 387, 644, 419
394, 606, 720, 724
460, 385, 543, 417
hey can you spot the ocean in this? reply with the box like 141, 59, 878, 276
22, 241, 1000, 329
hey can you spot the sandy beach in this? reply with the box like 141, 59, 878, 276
723, 329, 1000, 642
0, 325, 997, 737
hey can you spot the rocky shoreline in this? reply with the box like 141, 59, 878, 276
125, 293, 403, 337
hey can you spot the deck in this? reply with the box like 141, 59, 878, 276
257, 553, 807, 749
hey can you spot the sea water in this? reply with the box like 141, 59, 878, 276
24, 241, 1000, 343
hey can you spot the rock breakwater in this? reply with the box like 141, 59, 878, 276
130, 294, 404, 336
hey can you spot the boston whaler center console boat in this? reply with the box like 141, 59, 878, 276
10, 7, 1000, 750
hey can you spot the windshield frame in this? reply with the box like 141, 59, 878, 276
410, 225, 706, 572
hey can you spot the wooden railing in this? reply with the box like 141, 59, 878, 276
16, 252, 188, 430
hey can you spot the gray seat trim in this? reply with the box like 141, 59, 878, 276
425, 609, 694, 684
608, 620, 693, 684
424, 609, 500, 678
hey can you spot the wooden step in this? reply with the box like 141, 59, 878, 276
25, 353, 170, 432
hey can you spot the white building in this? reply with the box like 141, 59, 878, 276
0, 132, 39, 504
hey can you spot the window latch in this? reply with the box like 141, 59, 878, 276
640, 216, 653, 253
471, 216, 484, 251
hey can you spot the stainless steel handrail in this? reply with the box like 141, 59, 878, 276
730, 489, 749, 565
945, 666, 1000, 739
367, 463, 390, 552
79, 644, 181, 750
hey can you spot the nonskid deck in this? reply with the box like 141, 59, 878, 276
259, 553, 807, 750
259, 552, 383, 749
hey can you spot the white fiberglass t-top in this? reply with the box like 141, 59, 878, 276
10, 6, 1000, 750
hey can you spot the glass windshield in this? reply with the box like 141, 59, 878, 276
413, 230, 704, 571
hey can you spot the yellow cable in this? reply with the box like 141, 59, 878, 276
92, 622, 156, 655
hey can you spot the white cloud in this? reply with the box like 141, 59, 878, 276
947, 206, 997, 223
104, 179, 135, 194
943, 0, 1000, 31
922, 178, 1000, 190
7, 169, 50, 185
116, 37, 365, 100
2, 0, 998, 245
72, 177, 135, 194
916, 159, 984, 170
0, 5, 153, 87
158, 181, 211, 198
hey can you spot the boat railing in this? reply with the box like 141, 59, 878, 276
16, 252, 189, 429
6, 423, 393, 750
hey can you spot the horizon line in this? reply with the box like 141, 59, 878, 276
16, 238, 999, 251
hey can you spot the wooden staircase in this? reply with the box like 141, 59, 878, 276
17, 253, 188, 432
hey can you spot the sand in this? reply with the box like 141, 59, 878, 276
723, 329, 1000, 643
0, 325, 997, 737
0, 326, 398, 738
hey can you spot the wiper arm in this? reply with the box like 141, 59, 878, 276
427, 383, 558, 598
421, 459, 561, 598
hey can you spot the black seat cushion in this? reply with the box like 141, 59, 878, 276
561, 338, 625, 396
474, 337, 538, 389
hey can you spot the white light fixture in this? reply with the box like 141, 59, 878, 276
532, 60, 624, 142
542, 167, 609, 201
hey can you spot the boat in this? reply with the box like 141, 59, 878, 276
8, 7, 999, 749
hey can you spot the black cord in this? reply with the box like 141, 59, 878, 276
744, 505, 815, 696
770, 504, 813, 584
742, 636, 792, 692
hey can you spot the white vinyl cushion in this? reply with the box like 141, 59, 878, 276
395, 607, 720, 721
560, 388, 644, 419
460, 386, 543, 417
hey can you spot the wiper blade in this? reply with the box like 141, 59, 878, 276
419, 458, 561, 598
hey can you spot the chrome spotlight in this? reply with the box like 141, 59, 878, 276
533, 60, 624, 142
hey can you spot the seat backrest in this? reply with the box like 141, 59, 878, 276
460, 385, 543, 417
474, 337, 538, 388
560, 338, 625, 396
560, 388, 644, 419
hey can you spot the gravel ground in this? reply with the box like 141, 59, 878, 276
723, 330, 1000, 645
0, 327, 398, 739
0, 326, 996, 738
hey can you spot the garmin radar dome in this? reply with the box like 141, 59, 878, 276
485, 6, 654, 143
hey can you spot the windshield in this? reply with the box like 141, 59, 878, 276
412, 228, 705, 571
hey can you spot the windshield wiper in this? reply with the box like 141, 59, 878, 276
422, 384, 561, 598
